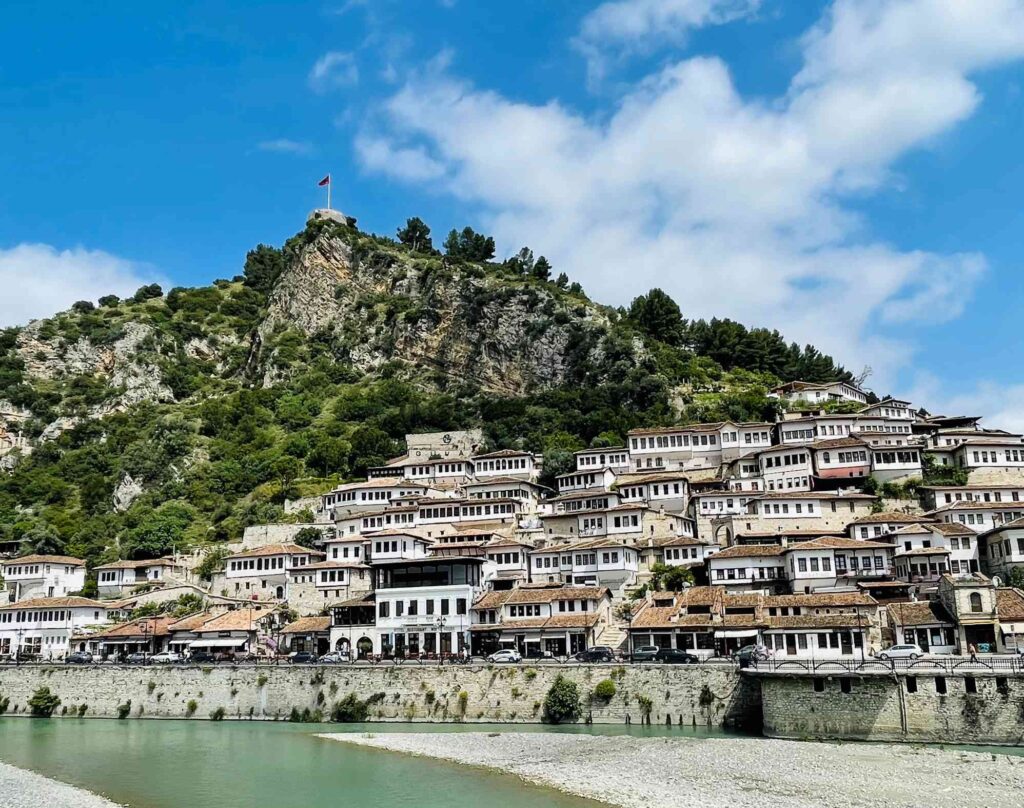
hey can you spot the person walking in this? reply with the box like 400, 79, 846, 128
968, 643, 978, 663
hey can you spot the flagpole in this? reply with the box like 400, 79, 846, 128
327, 174, 331, 210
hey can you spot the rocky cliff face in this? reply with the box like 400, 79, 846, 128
3, 222, 643, 447
257, 229, 636, 396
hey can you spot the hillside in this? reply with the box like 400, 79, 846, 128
0, 214, 854, 581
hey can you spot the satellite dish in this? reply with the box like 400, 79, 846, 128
992, 575, 1003, 587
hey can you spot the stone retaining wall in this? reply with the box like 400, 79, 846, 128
758, 671, 1024, 744
0, 663, 760, 727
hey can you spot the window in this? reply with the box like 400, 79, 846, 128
813, 677, 825, 692
964, 676, 977, 694
935, 676, 947, 695
905, 677, 917, 693
456, 598, 467, 615
969, 592, 983, 613
840, 679, 852, 694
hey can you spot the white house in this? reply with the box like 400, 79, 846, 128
783, 536, 895, 594
708, 544, 787, 591
811, 437, 871, 484
930, 501, 1024, 533
470, 449, 539, 481
371, 557, 487, 657
978, 517, 1024, 581
470, 584, 612, 657
0, 596, 113, 660
870, 445, 923, 483
574, 446, 630, 473
95, 557, 181, 597
757, 445, 813, 492
1, 555, 86, 602
847, 512, 934, 540
770, 380, 868, 406
223, 543, 324, 600
889, 523, 979, 582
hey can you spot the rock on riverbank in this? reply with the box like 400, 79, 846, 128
0, 761, 122, 808
321, 732, 1024, 808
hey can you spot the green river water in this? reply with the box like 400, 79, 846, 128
0, 720, 734, 808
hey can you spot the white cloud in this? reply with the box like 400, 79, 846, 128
575, 0, 762, 83
309, 51, 360, 90
257, 138, 313, 155
355, 134, 447, 182
0, 244, 158, 328
908, 374, 1024, 435
356, 0, 1024, 393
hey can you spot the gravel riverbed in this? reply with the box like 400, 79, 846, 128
321, 732, 1024, 808
0, 761, 122, 808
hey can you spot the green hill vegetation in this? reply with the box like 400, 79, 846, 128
0, 215, 854, 589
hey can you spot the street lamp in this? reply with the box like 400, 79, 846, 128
140, 618, 151, 660
14, 628, 24, 666
435, 616, 448, 661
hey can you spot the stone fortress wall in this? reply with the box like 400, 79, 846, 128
0, 663, 759, 727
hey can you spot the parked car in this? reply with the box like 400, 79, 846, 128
735, 644, 772, 665
150, 651, 184, 664
573, 648, 615, 663
289, 651, 318, 664
189, 651, 218, 664
319, 651, 349, 664
125, 652, 150, 665
878, 644, 926, 661
654, 648, 699, 664
630, 645, 660, 663
64, 651, 93, 665
487, 649, 522, 664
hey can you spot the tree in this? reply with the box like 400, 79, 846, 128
293, 526, 323, 549
531, 256, 552, 281
396, 217, 433, 253
28, 686, 61, 717
1006, 567, 1024, 589
306, 436, 351, 477
554, 271, 569, 289
242, 244, 286, 294
628, 288, 685, 346
543, 675, 581, 723
270, 455, 303, 501
131, 284, 163, 303
98, 295, 120, 308
71, 300, 95, 313
504, 247, 534, 275
443, 227, 496, 262
19, 524, 65, 556
195, 545, 229, 581
650, 562, 694, 592
121, 501, 197, 559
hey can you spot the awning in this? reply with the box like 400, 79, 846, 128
189, 638, 246, 648
714, 629, 758, 639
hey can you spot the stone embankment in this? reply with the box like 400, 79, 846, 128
0, 663, 759, 726
324, 732, 1024, 808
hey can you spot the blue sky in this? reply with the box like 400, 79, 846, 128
2, 0, 1024, 426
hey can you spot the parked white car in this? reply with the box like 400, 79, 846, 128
150, 651, 184, 664
878, 644, 926, 661
487, 649, 522, 664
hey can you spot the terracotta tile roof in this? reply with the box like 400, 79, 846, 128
612, 471, 691, 486
472, 449, 534, 459
94, 557, 177, 570
630, 606, 684, 629
193, 607, 278, 633
784, 536, 894, 551
765, 592, 876, 608
0, 596, 105, 610
473, 591, 514, 610
227, 543, 325, 559
748, 491, 876, 501
544, 613, 601, 629
895, 547, 951, 557
996, 588, 1024, 622
505, 586, 609, 605
168, 611, 219, 632
930, 522, 978, 536
2, 554, 84, 567
627, 422, 726, 436
94, 615, 178, 639
849, 512, 932, 525
711, 544, 785, 559
281, 616, 331, 634
810, 436, 869, 450
647, 535, 708, 548
887, 600, 954, 627
332, 593, 376, 608
301, 560, 370, 570
676, 586, 726, 606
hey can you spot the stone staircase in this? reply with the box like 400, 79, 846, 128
595, 622, 628, 652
